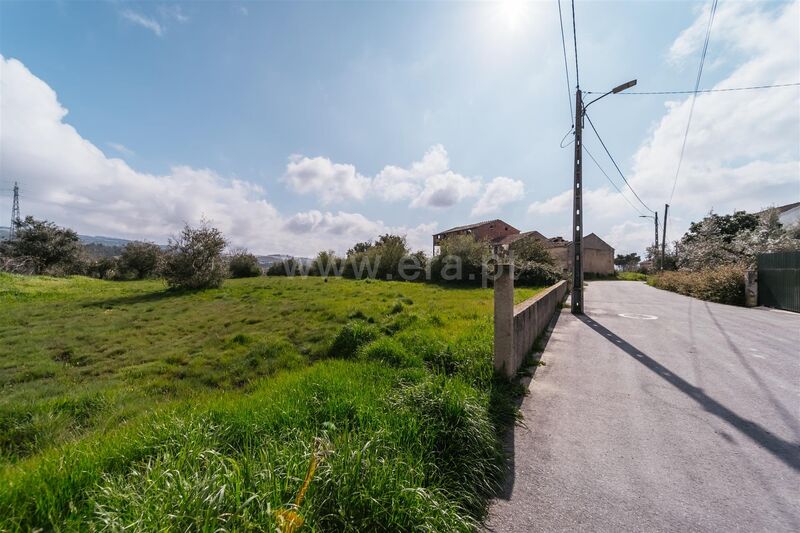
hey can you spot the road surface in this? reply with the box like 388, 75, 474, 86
486, 281, 800, 532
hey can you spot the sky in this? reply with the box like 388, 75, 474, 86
0, 0, 798, 257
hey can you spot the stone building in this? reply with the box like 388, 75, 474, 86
432, 220, 615, 275
432, 219, 520, 253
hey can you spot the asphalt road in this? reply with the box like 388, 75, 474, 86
485, 281, 800, 532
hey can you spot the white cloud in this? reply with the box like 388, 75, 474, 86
0, 55, 433, 257
409, 170, 482, 208
528, 0, 800, 252
471, 176, 524, 216
121, 10, 164, 36
281, 155, 371, 205
106, 142, 135, 157
158, 5, 189, 24
285, 144, 483, 209
284, 210, 437, 252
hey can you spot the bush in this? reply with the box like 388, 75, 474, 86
515, 261, 562, 286
86, 257, 118, 280
228, 250, 262, 278
648, 266, 745, 305
329, 321, 380, 358
118, 241, 163, 280
161, 222, 227, 290
0, 217, 83, 275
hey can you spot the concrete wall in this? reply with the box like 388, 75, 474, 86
494, 279, 568, 378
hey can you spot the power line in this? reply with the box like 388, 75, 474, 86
585, 82, 800, 95
584, 111, 654, 214
557, 0, 574, 124
559, 126, 575, 148
571, 0, 579, 88
669, 0, 718, 204
584, 145, 646, 217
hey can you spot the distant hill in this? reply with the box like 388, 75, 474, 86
1, 226, 307, 265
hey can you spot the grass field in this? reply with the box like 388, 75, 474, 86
0, 273, 544, 530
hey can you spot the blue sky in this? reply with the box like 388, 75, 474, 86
1, 1, 798, 256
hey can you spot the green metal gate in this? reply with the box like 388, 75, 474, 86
758, 251, 800, 313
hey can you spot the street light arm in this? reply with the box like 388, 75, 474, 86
582, 79, 637, 112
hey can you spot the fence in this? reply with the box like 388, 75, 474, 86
757, 251, 800, 313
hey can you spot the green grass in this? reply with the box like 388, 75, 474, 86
0, 273, 544, 530
616, 271, 648, 281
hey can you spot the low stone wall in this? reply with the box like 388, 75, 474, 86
495, 279, 567, 378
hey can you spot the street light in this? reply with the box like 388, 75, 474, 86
570, 79, 637, 315
583, 79, 637, 111
639, 213, 659, 266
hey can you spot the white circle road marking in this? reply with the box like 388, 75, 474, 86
618, 313, 658, 320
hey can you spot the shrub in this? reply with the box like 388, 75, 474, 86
649, 266, 745, 305
161, 222, 227, 290
118, 241, 163, 279
0, 217, 83, 275
515, 261, 562, 286
86, 257, 118, 280
329, 321, 380, 358
228, 250, 261, 278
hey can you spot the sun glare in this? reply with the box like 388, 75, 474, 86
494, 0, 531, 33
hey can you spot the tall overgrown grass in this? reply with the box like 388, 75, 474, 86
0, 361, 512, 531
648, 265, 745, 305
0, 275, 541, 530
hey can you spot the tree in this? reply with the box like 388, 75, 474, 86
0, 216, 83, 275
309, 250, 343, 277
346, 241, 373, 257
730, 209, 800, 266
509, 235, 554, 265
678, 209, 799, 271
118, 241, 163, 279
343, 234, 410, 280
614, 253, 641, 272
161, 222, 227, 289
228, 249, 262, 278
429, 234, 491, 284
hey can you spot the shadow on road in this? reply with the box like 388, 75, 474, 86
702, 301, 800, 440
579, 314, 800, 473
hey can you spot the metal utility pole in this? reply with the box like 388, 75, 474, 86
571, 89, 584, 314
9, 182, 20, 240
661, 203, 669, 270
570, 79, 637, 314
